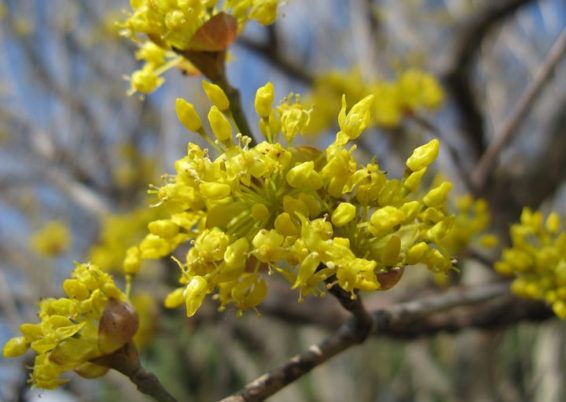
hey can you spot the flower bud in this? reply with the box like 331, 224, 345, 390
407, 242, 429, 264
63, 279, 89, 300
338, 94, 375, 139
199, 182, 232, 199
423, 181, 452, 207
382, 235, 401, 266
255, 81, 275, 118
98, 299, 139, 355
176, 98, 202, 132
406, 139, 439, 171
2, 337, 28, 358
404, 168, 426, 192
185, 276, 208, 317
331, 203, 356, 227
148, 220, 179, 238
292, 252, 320, 289
545, 212, 560, 233
164, 288, 185, 309
286, 161, 323, 190
123, 247, 142, 275
369, 206, 405, 236
202, 81, 230, 111
274, 212, 299, 236
224, 238, 250, 269
208, 106, 232, 141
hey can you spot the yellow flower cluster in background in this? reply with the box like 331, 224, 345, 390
134, 82, 455, 317
495, 209, 566, 319
120, 0, 280, 94
89, 205, 164, 273
2, 264, 134, 388
30, 220, 71, 258
440, 194, 497, 255
306, 68, 444, 134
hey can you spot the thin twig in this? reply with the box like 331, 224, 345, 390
215, 75, 256, 144
220, 282, 513, 402
326, 282, 373, 342
470, 30, 566, 190
95, 343, 179, 402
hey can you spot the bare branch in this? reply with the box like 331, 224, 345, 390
443, 0, 537, 163
0, 108, 112, 215
471, 30, 566, 190
220, 282, 550, 401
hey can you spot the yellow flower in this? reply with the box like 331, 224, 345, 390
30, 221, 70, 258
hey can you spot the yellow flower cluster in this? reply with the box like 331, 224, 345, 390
121, 0, 280, 94
495, 209, 566, 319
307, 68, 444, 133
30, 220, 71, 258
141, 82, 454, 317
2, 264, 135, 388
440, 194, 497, 255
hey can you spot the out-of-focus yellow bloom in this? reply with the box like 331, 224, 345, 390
439, 195, 496, 255
2, 264, 136, 388
495, 209, 566, 319
305, 68, 444, 134
138, 82, 454, 317
89, 206, 161, 273
130, 293, 159, 349
30, 221, 70, 258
